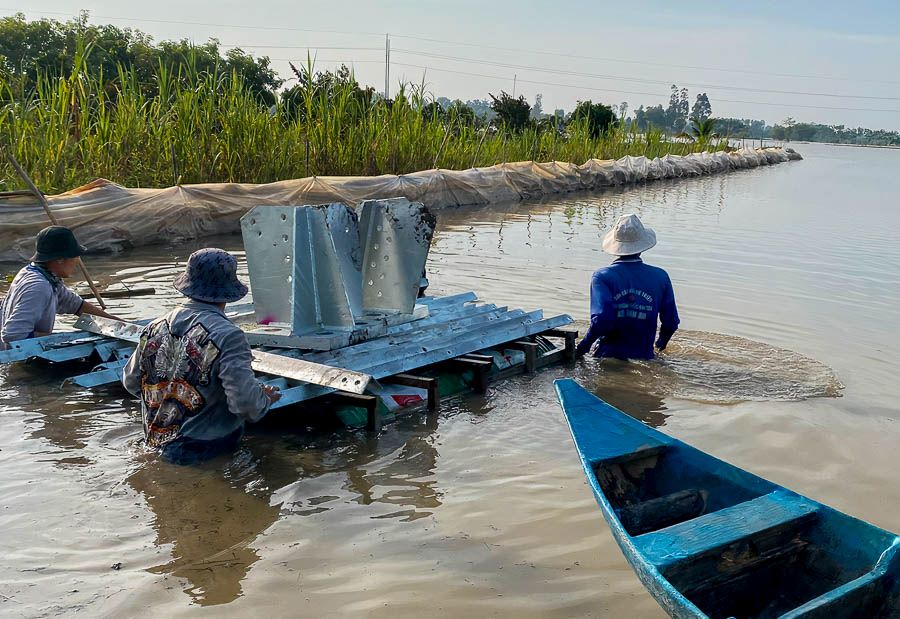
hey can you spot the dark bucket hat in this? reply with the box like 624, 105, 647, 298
31, 226, 87, 262
173, 248, 249, 304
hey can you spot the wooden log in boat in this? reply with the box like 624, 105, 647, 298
554, 378, 899, 619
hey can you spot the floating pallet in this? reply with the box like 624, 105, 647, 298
1, 293, 575, 426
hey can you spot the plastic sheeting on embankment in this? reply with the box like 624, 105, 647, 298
0, 147, 801, 261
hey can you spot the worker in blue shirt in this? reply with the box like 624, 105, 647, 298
575, 214, 679, 360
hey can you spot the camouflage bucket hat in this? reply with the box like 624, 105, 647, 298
173, 248, 249, 303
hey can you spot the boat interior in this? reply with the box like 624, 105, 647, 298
592, 443, 900, 618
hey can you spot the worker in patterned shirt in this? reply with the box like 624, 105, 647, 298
122, 248, 281, 464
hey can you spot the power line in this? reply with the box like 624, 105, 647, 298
5, 6, 900, 89
223, 45, 383, 51
391, 48, 900, 101
0, 7, 384, 37
390, 33, 900, 87
4, 7, 900, 114
386, 62, 900, 113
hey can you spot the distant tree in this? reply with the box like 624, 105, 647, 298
435, 96, 452, 110
793, 123, 817, 141
665, 85, 690, 132
619, 101, 629, 122
445, 99, 476, 125
782, 117, 797, 141
0, 12, 282, 102
666, 85, 680, 130
691, 93, 712, 121
530, 93, 544, 119
644, 104, 668, 130
489, 91, 532, 131
465, 98, 495, 121
568, 100, 617, 138
633, 105, 647, 130
281, 63, 374, 118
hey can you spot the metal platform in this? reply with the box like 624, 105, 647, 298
1, 293, 573, 413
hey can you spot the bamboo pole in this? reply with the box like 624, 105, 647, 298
5, 153, 107, 308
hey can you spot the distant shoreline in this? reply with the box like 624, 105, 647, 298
789, 141, 900, 150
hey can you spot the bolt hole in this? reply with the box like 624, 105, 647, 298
281, 214, 287, 221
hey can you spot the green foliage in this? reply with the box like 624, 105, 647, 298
0, 24, 726, 193
568, 100, 617, 138
489, 91, 532, 132
0, 12, 281, 103
691, 93, 712, 121
679, 117, 720, 149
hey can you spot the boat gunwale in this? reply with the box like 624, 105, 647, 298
554, 377, 900, 619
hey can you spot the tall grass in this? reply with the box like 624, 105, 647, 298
0, 60, 726, 194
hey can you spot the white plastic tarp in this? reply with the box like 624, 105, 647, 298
0, 147, 800, 261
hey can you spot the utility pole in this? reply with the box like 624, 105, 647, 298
512, 73, 517, 98
384, 33, 391, 100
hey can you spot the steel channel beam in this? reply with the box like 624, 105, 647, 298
74, 315, 373, 392
271, 312, 572, 408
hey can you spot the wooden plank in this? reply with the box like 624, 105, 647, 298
78, 287, 156, 300
506, 340, 538, 374
540, 328, 578, 360
778, 541, 899, 618
632, 490, 819, 570
616, 489, 707, 536
777, 570, 888, 618
332, 393, 380, 432
389, 373, 439, 412
449, 357, 492, 394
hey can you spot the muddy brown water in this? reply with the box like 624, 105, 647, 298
1, 143, 898, 617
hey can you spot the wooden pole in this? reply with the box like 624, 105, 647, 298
5, 153, 107, 308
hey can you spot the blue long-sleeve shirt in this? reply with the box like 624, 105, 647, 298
575, 257, 680, 360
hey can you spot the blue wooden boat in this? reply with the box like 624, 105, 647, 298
554, 378, 899, 618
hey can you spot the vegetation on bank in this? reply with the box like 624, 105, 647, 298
0, 14, 727, 193
714, 117, 899, 146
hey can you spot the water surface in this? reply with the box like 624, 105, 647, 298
1, 143, 898, 617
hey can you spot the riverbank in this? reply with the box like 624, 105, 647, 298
0, 147, 799, 261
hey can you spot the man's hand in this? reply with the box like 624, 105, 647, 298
262, 384, 282, 403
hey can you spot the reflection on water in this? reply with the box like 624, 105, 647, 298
1, 144, 898, 617
118, 411, 444, 606
128, 458, 281, 606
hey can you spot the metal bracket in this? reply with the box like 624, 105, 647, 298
240, 198, 436, 350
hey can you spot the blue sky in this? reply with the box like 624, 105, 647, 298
5, 1, 900, 129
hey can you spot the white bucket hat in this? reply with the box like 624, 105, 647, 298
601, 214, 657, 256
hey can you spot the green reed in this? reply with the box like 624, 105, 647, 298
0, 61, 725, 194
